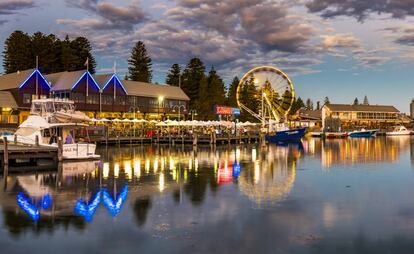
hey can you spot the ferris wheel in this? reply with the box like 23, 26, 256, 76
236, 66, 295, 123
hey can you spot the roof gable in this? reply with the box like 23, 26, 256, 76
324, 104, 399, 113
0, 69, 36, 90
122, 80, 190, 101
101, 74, 127, 94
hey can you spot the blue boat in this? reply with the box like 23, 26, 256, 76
348, 129, 377, 138
265, 127, 307, 143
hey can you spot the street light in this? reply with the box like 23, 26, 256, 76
172, 105, 186, 121
189, 109, 197, 121
158, 96, 164, 120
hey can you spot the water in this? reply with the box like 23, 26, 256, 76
1, 137, 414, 254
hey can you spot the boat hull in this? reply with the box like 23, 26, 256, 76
265, 127, 307, 143
386, 131, 412, 136
349, 130, 377, 138
325, 132, 348, 138
62, 143, 100, 160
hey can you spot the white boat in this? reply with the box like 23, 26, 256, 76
386, 126, 413, 136
6, 115, 99, 160
31, 98, 90, 123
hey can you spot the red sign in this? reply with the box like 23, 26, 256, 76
215, 106, 233, 115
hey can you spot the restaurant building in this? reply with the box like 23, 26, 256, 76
322, 103, 408, 131
0, 69, 189, 128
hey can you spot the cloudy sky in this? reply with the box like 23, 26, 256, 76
0, 0, 414, 112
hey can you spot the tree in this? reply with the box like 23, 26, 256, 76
2, 31, 33, 73
239, 76, 260, 122
353, 97, 359, 105
181, 58, 206, 109
324, 96, 330, 105
30, 32, 61, 74
207, 66, 226, 109
196, 75, 210, 120
166, 63, 181, 86
59, 35, 78, 72
363, 95, 369, 105
128, 41, 152, 82
70, 37, 96, 73
316, 101, 321, 110
305, 98, 313, 110
227, 76, 239, 107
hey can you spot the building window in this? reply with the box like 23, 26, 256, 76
86, 94, 99, 104
72, 93, 85, 103
102, 95, 113, 105
23, 94, 31, 104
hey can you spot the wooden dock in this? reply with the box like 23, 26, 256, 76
90, 134, 261, 145
0, 138, 59, 172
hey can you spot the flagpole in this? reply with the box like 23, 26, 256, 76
36, 55, 39, 99
113, 61, 116, 99
86, 57, 89, 98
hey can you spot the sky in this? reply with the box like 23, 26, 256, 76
0, 0, 414, 112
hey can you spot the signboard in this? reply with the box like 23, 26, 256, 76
214, 105, 241, 115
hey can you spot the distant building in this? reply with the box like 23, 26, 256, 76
289, 108, 322, 130
0, 69, 190, 128
411, 99, 414, 119
322, 103, 408, 131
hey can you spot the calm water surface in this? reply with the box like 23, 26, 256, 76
1, 137, 414, 254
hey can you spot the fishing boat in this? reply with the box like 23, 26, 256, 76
31, 98, 90, 123
324, 132, 348, 138
6, 115, 99, 160
348, 129, 377, 138
265, 127, 307, 143
309, 131, 322, 137
386, 126, 413, 136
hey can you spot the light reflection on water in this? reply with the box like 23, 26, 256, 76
1, 137, 414, 253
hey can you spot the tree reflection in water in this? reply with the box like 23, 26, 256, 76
133, 196, 152, 227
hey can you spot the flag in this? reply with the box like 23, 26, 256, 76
84, 57, 89, 67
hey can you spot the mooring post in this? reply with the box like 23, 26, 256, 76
14, 135, 17, 144
193, 133, 197, 146
58, 137, 63, 162
35, 135, 39, 146
3, 136, 9, 168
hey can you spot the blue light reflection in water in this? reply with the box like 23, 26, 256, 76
74, 190, 102, 222
16, 192, 40, 221
102, 185, 128, 217
232, 162, 241, 178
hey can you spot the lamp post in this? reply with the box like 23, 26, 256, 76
189, 109, 197, 121
158, 96, 164, 121
172, 105, 186, 121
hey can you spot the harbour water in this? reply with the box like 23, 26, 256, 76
1, 137, 414, 253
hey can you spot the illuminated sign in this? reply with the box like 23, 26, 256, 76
214, 105, 241, 115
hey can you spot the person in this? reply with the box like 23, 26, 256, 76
49, 134, 57, 145
65, 133, 73, 144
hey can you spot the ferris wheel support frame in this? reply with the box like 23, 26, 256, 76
236, 66, 295, 124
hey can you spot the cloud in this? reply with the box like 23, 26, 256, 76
62, 0, 147, 30
0, 0, 35, 15
321, 34, 361, 49
306, 0, 414, 21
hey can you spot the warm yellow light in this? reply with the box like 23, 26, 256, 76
2, 107, 12, 112
252, 148, 257, 162
103, 163, 109, 179
254, 161, 260, 184
124, 161, 132, 180
134, 159, 141, 178
158, 96, 164, 103
114, 163, 120, 178
159, 173, 165, 192
254, 79, 259, 84
145, 159, 150, 173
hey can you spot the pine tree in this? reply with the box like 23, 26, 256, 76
70, 37, 97, 73
128, 41, 152, 82
227, 76, 239, 107
31, 32, 61, 74
363, 95, 369, 105
166, 63, 181, 86
207, 66, 226, 109
324, 96, 330, 105
353, 97, 359, 105
60, 35, 77, 72
316, 101, 321, 110
2, 31, 33, 73
239, 76, 260, 121
181, 58, 206, 109
306, 98, 313, 110
197, 75, 210, 120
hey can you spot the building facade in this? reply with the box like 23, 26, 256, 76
322, 103, 407, 131
0, 69, 190, 128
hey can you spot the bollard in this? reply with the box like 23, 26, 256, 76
35, 135, 39, 146
3, 136, 9, 167
58, 137, 63, 162
14, 135, 17, 144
